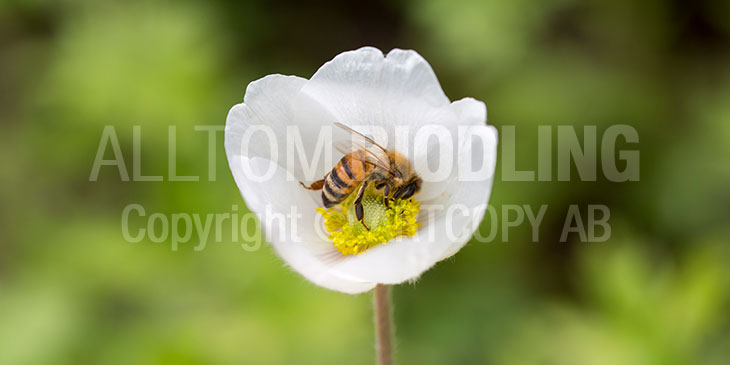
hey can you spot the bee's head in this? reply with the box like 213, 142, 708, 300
385, 151, 422, 200
382, 173, 421, 201
395, 175, 422, 200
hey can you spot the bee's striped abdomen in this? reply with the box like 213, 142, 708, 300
322, 153, 373, 208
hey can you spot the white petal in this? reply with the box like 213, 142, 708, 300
225, 75, 376, 293
307, 47, 450, 108
299, 47, 453, 143
226, 74, 339, 183
414, 97, 489, 201
229, 156, 376, 294
436, 124, 498, 259
225, 74, 305, 167
451, 97, 488, 125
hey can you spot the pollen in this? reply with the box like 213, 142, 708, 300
316, 189, 420, 255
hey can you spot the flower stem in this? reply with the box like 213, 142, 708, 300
373, 284, 393, 365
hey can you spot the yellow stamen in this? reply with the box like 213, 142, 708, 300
317, 186, 420, 255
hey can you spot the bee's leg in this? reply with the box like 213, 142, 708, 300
355, 203, 369, 231
299, 179, 325, 191
383, 184, 391, 207
354, 181, 370, 230
354, 181, 368, 205
374, 182, 391, 208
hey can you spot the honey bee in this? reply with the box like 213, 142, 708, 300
300, 122, 422, 229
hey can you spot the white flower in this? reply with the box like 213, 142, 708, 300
225, 47, 497, 294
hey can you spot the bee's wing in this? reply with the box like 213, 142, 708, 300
333, 139, 395, 176
334, 122, 388, 153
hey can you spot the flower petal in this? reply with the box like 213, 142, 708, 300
299, 47, 453, 141
225, 75, 376, 293
306, 47, 450, 108
226, 74, 340, 183
411, 98, 490, 202
451, 97, 488, 126
226, 74, 306, 167
228, 156, 376, 294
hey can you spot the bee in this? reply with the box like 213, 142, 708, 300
300, 122, 422, 230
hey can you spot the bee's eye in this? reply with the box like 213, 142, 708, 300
402, 185, 415, 199
401, 183, 417, 199
375, 183, 386, 190
383, 185, 390, 196
392, 186, 404, 199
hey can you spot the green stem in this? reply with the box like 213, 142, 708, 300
373, 284, 393, 365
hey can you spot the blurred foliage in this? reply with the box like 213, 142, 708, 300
1, 0, 729, 364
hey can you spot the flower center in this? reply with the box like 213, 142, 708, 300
317, 185, 420, 255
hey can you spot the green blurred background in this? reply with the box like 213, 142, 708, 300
1, 0, 729, 364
